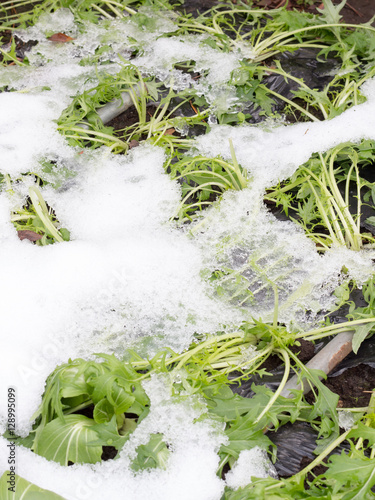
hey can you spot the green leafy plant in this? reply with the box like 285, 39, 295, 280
7, 182, 70, 245
265, 141, 375, 251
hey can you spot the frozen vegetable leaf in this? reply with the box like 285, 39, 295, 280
90, 415, 129, 451
352, 322, 375, 354
33, 415, 103, 465
93, 398, 115, 423
0, 472, 66, 499
131, 433, 170, 472
317, 0, 346, 25
348, 422, 375, 447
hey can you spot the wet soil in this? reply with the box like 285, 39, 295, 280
325, 363, 375, 408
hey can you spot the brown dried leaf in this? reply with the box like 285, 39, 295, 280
17, 230, 43, 242
164, 128, 175, 136
128, 140, 140, 149
47, 33, 74, 43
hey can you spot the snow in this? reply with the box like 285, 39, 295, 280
0, 92, 73, 177
1, 6, 375, 499
338, 410, 356, 431
196, 85, 375, 191
0, 376, 226, 500
225, 447, 278, 490
0, 145, 240, 434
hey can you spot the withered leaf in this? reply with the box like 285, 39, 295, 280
17, 230, 43, 242
128, 140, 140, 149
164, 128, 176, 136
48, 33, 74, 43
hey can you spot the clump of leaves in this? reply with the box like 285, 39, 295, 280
4, 177, 70, 245
265, 140, 375, 251
169, 139, 248, 221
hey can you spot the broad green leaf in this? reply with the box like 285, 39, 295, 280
109, 382, 135, 414
93, 398, 115, 423
91, 415, 129, 451
33, 415, 102, 465
0, 472, 66, 499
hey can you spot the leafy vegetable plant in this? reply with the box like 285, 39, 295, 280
265, 141, 375, 250
3, 0, 375, 498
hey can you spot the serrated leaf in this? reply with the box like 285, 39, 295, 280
33, 415, 102, 465
88, 374, 116, 403
325, 453, 375, 499
131, 433, 170, 472
348, 422, 375, 447
0, 472, 66, 499
317, 0, 346, 25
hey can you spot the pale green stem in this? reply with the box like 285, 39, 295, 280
0, 47, 26, 66
104, 2, 123, 18
253, 348, 290, 426
306, 177, 342, 245
327, 150, 361, 249
265, 87, 320, 122
28, 186, 63, 243
104, 0, 136, 15
293, 429, 352, 482
91, 3, 113, 19
254, 23, 375, 56
296, 317, 375, 340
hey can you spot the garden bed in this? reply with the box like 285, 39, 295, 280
1, 0, 375, 499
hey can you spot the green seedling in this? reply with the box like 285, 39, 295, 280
265, 141, 375, 251
8, 180, 69, 245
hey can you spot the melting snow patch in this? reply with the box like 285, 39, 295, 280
2, 6, 375, 497
0, 93, 73, 177
196, 78, 375, 189
0, 145, 241, 435
225, 447, 278, 490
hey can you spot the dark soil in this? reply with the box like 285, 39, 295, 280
325, 364, 375, 408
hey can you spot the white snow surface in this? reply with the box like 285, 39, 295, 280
1, 7, 375, 500
196, 78, 375, 190
225, 447, 278, 490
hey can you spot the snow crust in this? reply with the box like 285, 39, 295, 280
1, 7, 375, 499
